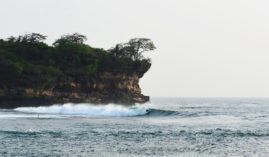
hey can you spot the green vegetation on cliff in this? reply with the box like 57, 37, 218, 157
0, 33, 155, 90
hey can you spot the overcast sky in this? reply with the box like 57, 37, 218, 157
1, 0, 269, 97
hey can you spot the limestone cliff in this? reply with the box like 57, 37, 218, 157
0, 72, 149, 108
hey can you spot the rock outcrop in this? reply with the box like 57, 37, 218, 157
0, 72, 149, 108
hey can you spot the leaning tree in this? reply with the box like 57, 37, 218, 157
110, 38, 156, 60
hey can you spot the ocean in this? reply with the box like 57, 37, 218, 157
0, 98, 268, 157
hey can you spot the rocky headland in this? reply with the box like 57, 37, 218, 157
0, 33, 155, 108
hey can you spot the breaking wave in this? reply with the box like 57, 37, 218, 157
14, 103, 179, 117
14, 103, 148, 117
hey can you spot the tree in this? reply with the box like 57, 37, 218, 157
11, 33, 47, 44
110, 38, 156, 60
109, 44, 126, 59
53, 33, 87, 47
128, 38, 156, 60
6, 36, 16, 43
26, 33, 47, 44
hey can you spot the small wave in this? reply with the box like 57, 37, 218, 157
0, 130, 63, 138
192, 128, 269, 137
145, 109, 179, 116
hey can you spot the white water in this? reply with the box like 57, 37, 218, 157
14, 103, 148, 117
0, 114, 64, 119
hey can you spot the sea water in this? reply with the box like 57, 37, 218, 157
0, 98, 268, 157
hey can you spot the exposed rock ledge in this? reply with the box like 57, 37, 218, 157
0, 72, 149, 108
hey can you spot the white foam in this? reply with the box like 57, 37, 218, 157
14, 103, 148, 117
0, 114, 64, 119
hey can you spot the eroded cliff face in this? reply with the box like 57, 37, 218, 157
0, 72, 149, 108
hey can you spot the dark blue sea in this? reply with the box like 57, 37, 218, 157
0, 98, 269, 157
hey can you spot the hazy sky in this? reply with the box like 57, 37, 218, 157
1, 0, 269, 97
